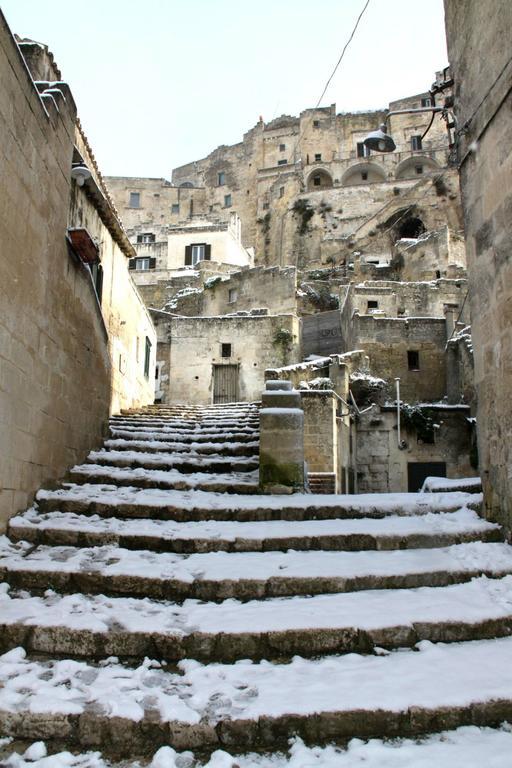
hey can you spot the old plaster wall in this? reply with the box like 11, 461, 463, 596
444, 0, 512, 531
166, 218, 252, 271
164, 315, 301, 405
0, 19, 111, 527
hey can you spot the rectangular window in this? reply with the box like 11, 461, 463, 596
361, 171, 368, 181
277, 159, 288, 166
421, 97, 432, 107
411, 135, 423, 151
313, 175, 321, 186
228, 288, 237, 304
279, 186, 285, 198
415, 165, 424, 174
135, 258, 151, 270
144, 336, 152, 378
221, 343, 232, 358
191, 244, 205, 264
137, 233, 155, 244
171, 203, 180, 214
224, 194, 232, 207
408, 350, 420, 370
314, 153, 322, 162
129, 192, 140, 207
217, 172, 226, 185
279, 143, 286, 151
357, 142, 371, 158
367, 300, 379, 310
313, 120, 320, 128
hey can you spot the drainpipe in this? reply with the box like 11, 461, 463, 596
395, 377, 401, 448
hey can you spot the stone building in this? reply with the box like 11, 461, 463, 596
444, 0, 512, 533
0, 20, 156, 528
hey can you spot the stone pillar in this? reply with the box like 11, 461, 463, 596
259, 380, 305, 493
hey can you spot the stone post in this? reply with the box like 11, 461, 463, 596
259, 380, 305, 493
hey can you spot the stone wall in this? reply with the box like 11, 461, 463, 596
349, 278, 468, 320
0, 17, 111, 527
201, 266, 297, 316
356, 405, 474, 492
444, 0, 512, 532
348, 316, 448, 402
302, 391, 338, 483
157, 314, 301, 405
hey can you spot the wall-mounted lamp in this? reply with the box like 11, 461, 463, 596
363, 107, 445, 153
71, 161, 92, 186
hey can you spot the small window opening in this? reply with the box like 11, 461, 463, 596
421, 97, 432, 107
435, 269, 441, 279
313, 175, 321, 186
314, 153, 322, 162
279, 186, 285, 198
224, 194, 232, 207
408, 350, 420, 370
129, 192, 140, 207
357, 142, 371, 158
279, 143, 286, 151
313, 120, 320, 128
228, 289, 237, 304
361, 171, 368, 181
217, 172, 226, 186
137, 233, 155, 244
367, 300, 379, 311
277, 159, 288, 166
415, 165, 424, 175
411, 135, 423, 151
135, 258, 151, 270
221, 343, 232, 358
171, 203, 180, 214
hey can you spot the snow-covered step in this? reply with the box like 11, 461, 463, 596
109, 428, 259, 444
86, 449, 259, 474
1, 576, 512, 662
9, 507, 501, 554
109, 417, 260, 430
3, 727, 512, 768
36, 485, 481, 523
68, 464, 260, 494
2, 538, 512, 601
104, 438, 259, 456
2, 638, 512, 755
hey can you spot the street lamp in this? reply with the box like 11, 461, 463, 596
363, 107, 445, 153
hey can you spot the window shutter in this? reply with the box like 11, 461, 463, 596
149, 257, 157, 269
96, 264, 104, 304
204, 244, 211, 261
185, 245, 192, 265
128, 258, 136, 270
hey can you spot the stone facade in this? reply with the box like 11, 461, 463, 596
444, 0, 512, 532
155, 314, 300, 405
0, 19, 111, 528
0, 22, 156, 528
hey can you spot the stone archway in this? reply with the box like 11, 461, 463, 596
306, 169, 333, 191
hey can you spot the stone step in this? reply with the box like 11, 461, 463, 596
109, 427, 259, 443
104, 438, 259, 456
67, 465, 260, 494
2, 638, 512, 757
1, 539, 511, 601
9, 507, 501, 554
3, 726, 512, 768
308, 472, 336, 494
110, 417, 260, 429
1, 576, 512, 662
86, 449, 259, 475
36, 485, 481, 523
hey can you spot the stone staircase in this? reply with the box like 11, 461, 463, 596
1, 402, 512, 766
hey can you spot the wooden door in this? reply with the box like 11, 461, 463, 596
213, 364, 239, 404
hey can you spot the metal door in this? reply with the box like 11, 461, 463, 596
407, 462, 446, 492
213, 364, 239, 404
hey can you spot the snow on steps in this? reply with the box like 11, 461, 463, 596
35, 484, 482, 522
104, 438, 259, 456
3, 726, 512, 768
1, 537, 512, 601
2, 638, 512, 756
9, 507, 501, 553
1, 576, 512, 663
86, 449, 259, 474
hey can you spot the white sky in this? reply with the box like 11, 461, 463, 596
1, 0, 449, 177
